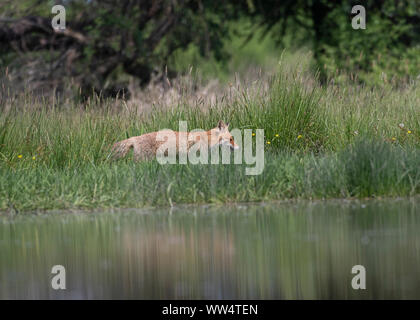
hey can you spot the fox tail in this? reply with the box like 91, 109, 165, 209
110, 139, 132, 159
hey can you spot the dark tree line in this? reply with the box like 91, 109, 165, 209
1, 0, 236, 95
1, 0, 419, 96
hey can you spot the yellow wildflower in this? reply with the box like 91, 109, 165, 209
297, 135, 303, 139
407, 130, 412, 134
17, 155, 22, 159
275, 134, 279, 137
266, 141, 271, 145
391, 137, 396, 141
32, 156, 36, 160
252, 133, 255, 136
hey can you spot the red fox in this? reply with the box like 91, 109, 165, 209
111, 120, 239, 161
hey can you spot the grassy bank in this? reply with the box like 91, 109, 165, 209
1, 61, 420, 212
2, 140, 420, 212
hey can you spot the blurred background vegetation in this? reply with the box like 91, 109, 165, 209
1, 0, 419, 98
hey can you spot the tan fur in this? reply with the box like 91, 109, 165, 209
111, 121, 239, 161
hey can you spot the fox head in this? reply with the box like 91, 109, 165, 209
213, 120, 239, 150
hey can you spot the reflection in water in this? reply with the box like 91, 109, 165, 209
1, 199, 420, 299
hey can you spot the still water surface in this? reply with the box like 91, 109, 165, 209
1, 199, 420, 299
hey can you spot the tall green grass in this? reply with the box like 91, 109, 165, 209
1, 62, 420, 212
1, 140, 420, 212
0, 68, 329, 168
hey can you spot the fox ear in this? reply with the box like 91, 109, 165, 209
218, 120, 225, 130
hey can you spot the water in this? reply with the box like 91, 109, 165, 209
1, 199, 420, 299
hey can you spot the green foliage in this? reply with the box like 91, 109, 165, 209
2, 0, 420, 89
341, 138, 420, 197
169, 19, 280, 82
315, 0, 420, 84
